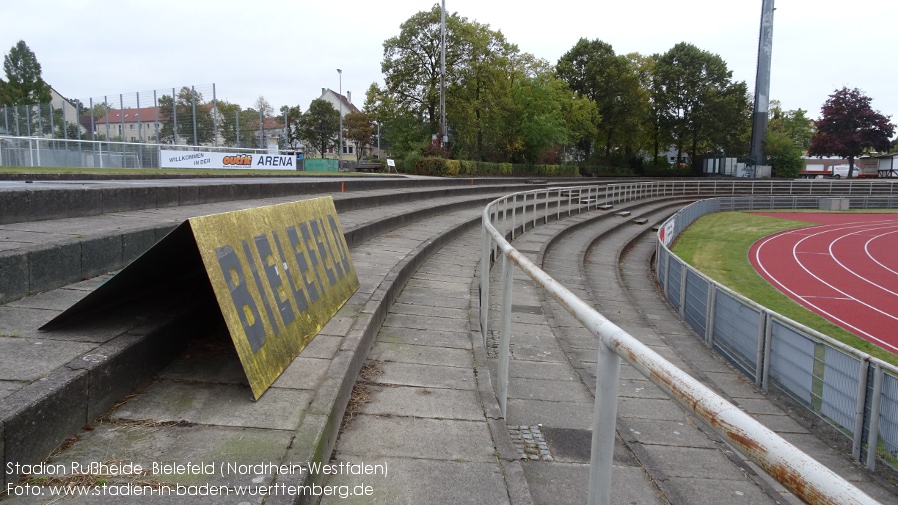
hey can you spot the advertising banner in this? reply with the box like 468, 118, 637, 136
160, 150, 296, 170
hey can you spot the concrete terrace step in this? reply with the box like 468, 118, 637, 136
0, 181, 557, 303
1, 208, 487, 502
2, 183, 595, 502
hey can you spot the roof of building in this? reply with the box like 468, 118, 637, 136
320, 88, 361, 114
93, 107, 162, 124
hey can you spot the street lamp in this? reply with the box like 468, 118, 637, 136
337, 69, 343, 170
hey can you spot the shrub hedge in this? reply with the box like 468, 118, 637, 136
404, 157, 581, 177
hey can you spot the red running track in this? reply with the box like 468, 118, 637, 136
749, 212, 898, 354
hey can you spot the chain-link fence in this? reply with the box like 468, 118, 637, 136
0, 83, 293, 153
657, 195, 898, 473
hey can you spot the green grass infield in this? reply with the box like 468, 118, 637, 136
671, 210, 898, 366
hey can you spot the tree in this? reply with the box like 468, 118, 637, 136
255, 96, 273, 119
283, 105, 303, 149
381, 5, 467, 136
297, 98, 340, 157
215, 100, 242, 146
651, 42, 750, 169
343, 111, 375, 160
768, 100, 813, 151
556, 38, 645, 163
0, 40, 51, 106
764, 129, 804, 178
157, 87, 214, 145
807, 87, 895, 178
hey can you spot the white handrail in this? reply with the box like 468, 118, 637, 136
480, 183, 881, 505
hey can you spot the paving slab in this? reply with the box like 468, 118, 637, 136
360, 384, 485, 420
367, 341, 473, 368
112, 382, 311, 431
320, 457, 510, 505
371, 361, 477, 390
335, 415, 496, 462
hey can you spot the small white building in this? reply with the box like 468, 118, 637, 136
315, 88, 360, 161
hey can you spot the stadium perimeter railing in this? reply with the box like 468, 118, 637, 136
481, 181, 896, 505
657, 195, 898, 473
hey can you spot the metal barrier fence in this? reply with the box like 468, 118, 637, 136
480, 181, 887, 505
0, 135, 271, 169
657, 196, 898, 475
0, 83, 300, 152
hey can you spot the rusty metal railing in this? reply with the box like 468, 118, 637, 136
480, 183, 881, 505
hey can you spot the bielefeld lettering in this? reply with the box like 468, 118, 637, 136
190, 197, 358, 399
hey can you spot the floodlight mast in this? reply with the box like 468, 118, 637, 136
749, 0, 775, 177
440, 0, 447, 145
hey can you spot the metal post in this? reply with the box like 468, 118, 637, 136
89, 98, 95, 143
259, 108, 264, 149
852, 360, 870, 460
236, 109, 240, 147
511, 194, 517, 240
480, 219, 492, 345
497, 252, 513, 418
761, 311, 773, 390
337, 68, 343, 170
137, 92, 142, 142
587, 338, 621, 505
556, 189, 560, 220
191, 85, 198, 146
119, 94, 125, 142
213, 83, 218, 148
154, 91, 159, 144
678, 260, 687, 317
439, 0, 447, 144
706, 284, 717, 347
172, 88, 178, 145
865, 365, 883, 470
532, 192, 537, 229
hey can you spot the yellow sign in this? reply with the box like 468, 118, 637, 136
190, 197, 358, 399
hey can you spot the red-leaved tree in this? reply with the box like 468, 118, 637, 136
808, 87, 894, 178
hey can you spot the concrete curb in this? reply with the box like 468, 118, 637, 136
469, 256, 535, 505
0, 178, 552, 225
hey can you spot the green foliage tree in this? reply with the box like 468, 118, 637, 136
364, 82, 426, 160
157, 87, 214, 145
283, 105, 303, 150
764, 129, 804, 178
556, 38, 646, 164
651, 42, 751, 168
807, 87, 894, 178
297, 98, 340, 158
343, 110, 375, 160
768, 100, 813, 152
215, 100, 242, 146
381, 5, 467, 136
0, 40, 51, 107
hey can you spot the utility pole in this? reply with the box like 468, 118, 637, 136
337, 68, 343, 170
749, 0, 775, 177
440, 0, 447, 145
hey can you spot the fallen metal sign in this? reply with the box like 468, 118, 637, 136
191, 197, 358, 398
43, 197, 358, 399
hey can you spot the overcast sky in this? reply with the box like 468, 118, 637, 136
2, 0, 895, 129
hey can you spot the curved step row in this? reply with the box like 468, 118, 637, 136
1, 184, 568, 498
484, 195, 896, 504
